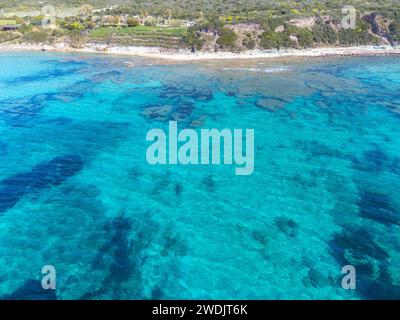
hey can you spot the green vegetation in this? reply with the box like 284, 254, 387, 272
90, 26, 187, 37
312, 20, 338, 45
261, 30, 293, 50
126, 17, 139, 27
296, 28, 314, 48
389, 20, 400, 44
2, 1, 400, 50
21, 30, 50, 43
338, 19, 380, 45
89, 26, 186, 48
182, 27, 203, 52
242, 35, 256, 49
216, 27, 237, 50
0, 20, 17, 26
0, 32, 20, 43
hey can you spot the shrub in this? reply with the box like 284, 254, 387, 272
67, 30, 86, 48
30, 16, 44, 27
0, 32, 20, 43
22, 30, 49, 43
170, 19, 183, 27
260, 30, 281, 49
216, 27, 237, 49
79, 5, 93, 17
338, 29, 377, 45
242, 37, 256, 49
261, 17, 286, 32
338, 19, 379, 45
127, 17, 140, 27
83, 20, 96, 30
200, 16, 223, 33
312, 20, 338, 44
260, 30, 293, 49
62, 19, 85, 31
389, 20, 400, 44
182, 26, 203, 51
144, 17, 157, 26
296, 28, 314, 48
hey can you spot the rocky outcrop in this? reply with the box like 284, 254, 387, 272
226, 23, 263, 51
289, 17, 316, 30
363, 13, 392, 44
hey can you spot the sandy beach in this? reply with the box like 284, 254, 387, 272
1, 43, 400, 61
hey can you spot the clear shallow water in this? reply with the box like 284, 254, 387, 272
0, 52, 399, 300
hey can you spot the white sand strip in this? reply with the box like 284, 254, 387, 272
1, 43, 400, 61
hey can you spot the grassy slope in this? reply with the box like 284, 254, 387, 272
0, 20, 17, 26
90, 26, 187, 37
89, 26, 187, 48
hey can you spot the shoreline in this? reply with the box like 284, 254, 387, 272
1, 43, 400, 61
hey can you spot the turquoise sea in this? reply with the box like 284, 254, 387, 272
0, 52, 399, 299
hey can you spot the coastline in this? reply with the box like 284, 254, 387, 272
1, 43, 400, 61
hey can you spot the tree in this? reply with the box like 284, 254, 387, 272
201, 15, 223, 33
182, 26, 203, 52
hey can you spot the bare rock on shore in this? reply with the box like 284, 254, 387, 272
363, 13, 392, 45
289, 18, 316, 30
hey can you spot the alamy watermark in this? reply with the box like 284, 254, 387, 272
41, 265, 56, 290
41, 5, 56, 29
342, 5, 356, 30
341, 265, 356, 290
146, 121, 254, 175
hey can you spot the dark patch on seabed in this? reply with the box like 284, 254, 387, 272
275, 217, 298, 238
141, 102, 195, 123
0, 140, 8, 156
203, 175, 216, 192
80, 212, 151, 299
295, 140, 342, 158
80, 210, 188, 299
82, 214, 134, 299
0, 90, 84, 127
0, 154, 84, 215
304, 79, 336, 93
5, 65, 83, 86
89, 70, 123, 83
329, 226, 400, 299
0, 279, 57, 300
0, 94, 50, 127
350, 145, 400, 178
356, 147, 390, 173
159, 84, 213, 102
358, 191, 399, 226
305, 65, 348, 78
41, 58, 88, 67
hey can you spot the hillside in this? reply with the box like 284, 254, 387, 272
0, 1, 400, 50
